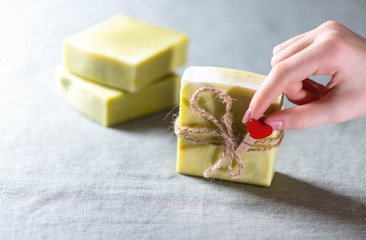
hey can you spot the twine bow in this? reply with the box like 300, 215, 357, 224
175, 87, 243, 179
174, 87, 284, 179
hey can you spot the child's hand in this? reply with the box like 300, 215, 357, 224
242, 21, 366, 130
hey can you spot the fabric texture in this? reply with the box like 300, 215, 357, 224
0, 0, 365, 239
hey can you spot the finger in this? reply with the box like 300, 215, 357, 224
273, 32, 308, 55
271, 35, 313, 66
247, 44, 327, 122
285, 79, 326, 105
285, 82, 321, 105
264, 89, 353, 130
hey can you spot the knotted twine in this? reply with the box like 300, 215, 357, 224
174, 87, 284, 179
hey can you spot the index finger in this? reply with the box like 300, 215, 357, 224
246, 44, 327, 121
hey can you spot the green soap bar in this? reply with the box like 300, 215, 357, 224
55, 65, 180, 126
176, 66, 284, 187
63, 15, 188, 92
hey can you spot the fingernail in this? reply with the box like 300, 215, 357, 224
242, 108, 252, 123
266, 120, 283, 130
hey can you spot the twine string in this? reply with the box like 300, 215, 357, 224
174, 87, 284, 179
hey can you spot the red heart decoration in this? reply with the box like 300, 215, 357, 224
247, 119, 273, 139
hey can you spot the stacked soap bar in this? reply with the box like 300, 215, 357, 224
56, 15, 189, 126
56, 66, 180, 126
176, 67, 283, 187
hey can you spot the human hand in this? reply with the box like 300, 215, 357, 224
242, 21, 366, 130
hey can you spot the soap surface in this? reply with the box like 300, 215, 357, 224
55, 65, 180, 126
63, 15, 188, 92
176, 66, 283, 187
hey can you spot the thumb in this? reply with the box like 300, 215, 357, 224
264, 92, 348, 130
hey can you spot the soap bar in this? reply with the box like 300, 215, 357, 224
176, 66, 284, 187
63, 15, 188, 92
55, 65, 180, 126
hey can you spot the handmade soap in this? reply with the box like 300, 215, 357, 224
55, 65, 180, 126
63, 15, 188, 92
176, 66, 284, 187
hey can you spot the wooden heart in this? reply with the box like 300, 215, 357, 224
247, 119, 273, 139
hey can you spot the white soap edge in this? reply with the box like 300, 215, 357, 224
182, 66, 266, 90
